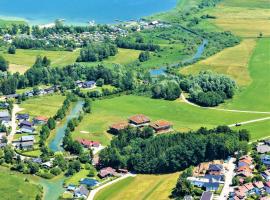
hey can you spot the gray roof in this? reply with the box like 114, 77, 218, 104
0, 110, 10, 118
200, 191, 213, 200
20, 141, 34, 147
21, 135, 35, 141
257, 144, 270, 154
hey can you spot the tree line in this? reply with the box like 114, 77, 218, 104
76, 42, 118, 62
115, 37, 160, 51
99, 126, 249, 173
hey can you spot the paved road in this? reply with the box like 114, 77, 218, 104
219, 158, 236, 200
7, 104, 23, 144
181, 94, 270, 114
87, 173, 136, 200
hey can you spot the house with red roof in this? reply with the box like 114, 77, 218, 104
109, 122, 129, 134
244, 182, 255, 194
77, 139, 100, 149
128, 114, 150, 127
253, 181, 265, 194
33, 116, 48, 125
150, 120, 172, 133
265, 181, 270, 194
98, 167, 116, 179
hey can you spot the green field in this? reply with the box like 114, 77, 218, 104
181, 39, 256, 86
19, 94, 65, 118
221, 38, 270, 112
0, 18, 26, 27
207, 0, 270, 37
0, 167, 41, 200
1, 49, 80, 73
71, 95, 269, 145
95, 173, 179, 200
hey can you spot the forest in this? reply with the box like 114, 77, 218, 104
99, 126, 250, 173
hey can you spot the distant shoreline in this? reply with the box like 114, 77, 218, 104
0, 0, 181, 26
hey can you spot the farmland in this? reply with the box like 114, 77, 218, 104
0, 167, 42, 200
71, 95, 269, 145
181, 39, 256, 86
19, 94, 65, 118
207, 0, 270, 37
94, 173, 179, 200
220, 38, 270, 112
1, 49, 80, 73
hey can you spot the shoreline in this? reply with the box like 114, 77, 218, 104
0, 0, 181, 26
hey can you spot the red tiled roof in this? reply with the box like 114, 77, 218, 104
244, 182, 254, 191
236, 186, 248, 193
35, 116, 48, 122
77, 139, 100, 147
265, 181, 270, 188
254, 181, 264, 189
150, 120, 172, 129
237, 166, 252, 172
128, 114, 150, 124
110, 122, 129, 131
99, 167, 116, 178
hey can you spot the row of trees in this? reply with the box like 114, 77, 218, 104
115, 37, 160, 51
99, 126, 249, 173
76, 43, 118, 62
152, 80, 182, 100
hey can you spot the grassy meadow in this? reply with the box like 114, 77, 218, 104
71, 95, 269, 145
207, 0, 270, 37
220, 38, 270, 112
1, 49, 80, 73
181, 39, 256, 86
94, 173, 179, 200
0, 167, 41, 200
19, 94, 65, 118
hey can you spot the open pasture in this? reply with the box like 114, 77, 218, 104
94, 173, 179, 200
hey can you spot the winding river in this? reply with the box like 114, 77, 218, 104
49, 100, 84, 152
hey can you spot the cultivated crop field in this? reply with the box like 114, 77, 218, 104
220, 38, 270, 112
208, 0, 270, 37
181, 39, 256, 86
94, 173, 179, 200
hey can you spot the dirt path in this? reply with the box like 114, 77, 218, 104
7, 104, 24, 144
87, 173, 136, 200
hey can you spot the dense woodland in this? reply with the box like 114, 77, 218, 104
77, 42, 118, 62
180, 71, 237, 106
99, 126, 249, 173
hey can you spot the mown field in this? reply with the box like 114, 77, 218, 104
95, 173, 179, 200
1, 49, 80, 73
181, 39, 256, 86
220, 38, 270, 112
19, 94, 65, 118
207, 0, 270, 37
71, 95, 269, 145
0, 167, 41, 200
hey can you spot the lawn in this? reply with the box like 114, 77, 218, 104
0, 18, 26, 27
19, 94, 65, 118
95, 173, 179, 200
1, 49, 80, 73
72, 95, 269, 145
233, 119, 270, 141
180, 39, 256, 86
208, 0, 270, 37
0, 167, 42, 200
220, 38, 270, 112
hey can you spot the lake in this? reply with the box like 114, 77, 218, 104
0, 0, 177, 24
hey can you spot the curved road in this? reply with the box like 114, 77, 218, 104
87, 173, 136, 200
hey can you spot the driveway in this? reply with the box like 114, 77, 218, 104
219, 158, 236, 200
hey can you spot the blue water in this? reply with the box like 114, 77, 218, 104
49, 101, 84, 152
0, 0, 177, 24
149, 39, 208, 76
